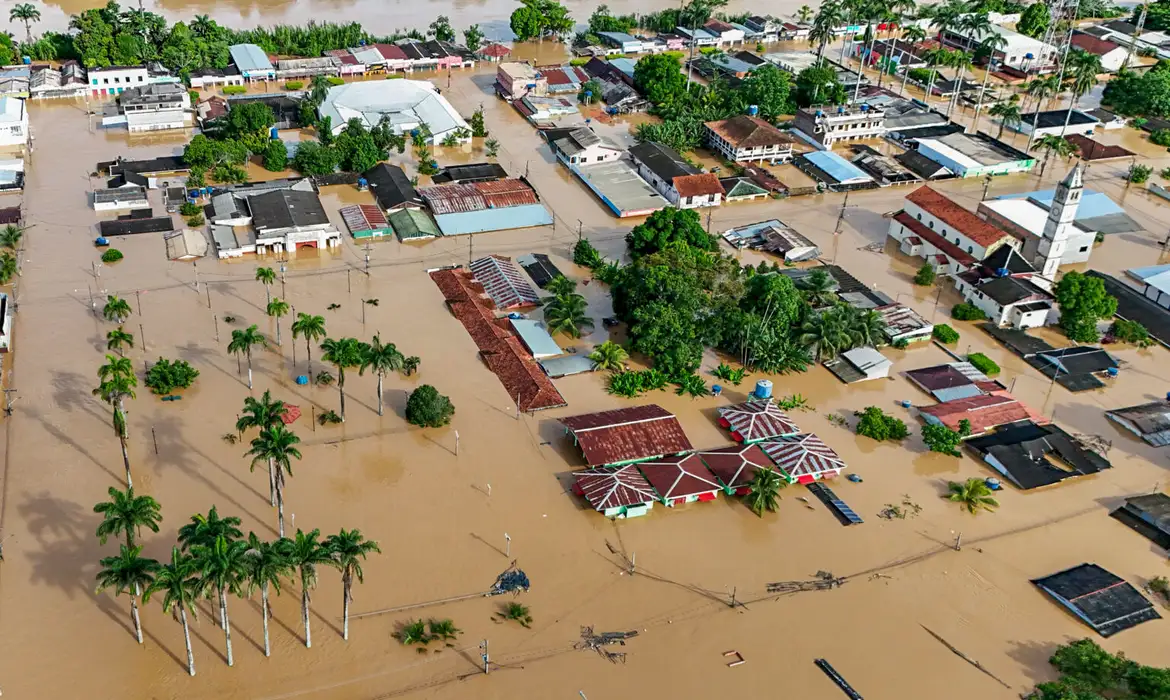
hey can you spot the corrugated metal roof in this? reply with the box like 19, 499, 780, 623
573, 465, 658, 511
229, 44, 274, 73
562, 405, 693, 466
469, 255, 540, 309
637, 453, 722, 500
509, 319, 562, 358
759, 433, 846, 480
339, 204, 389, 234
419, 179, 540, 215
539, 355, 595, 377
432, 204, 553, 236
803, 150, 873, 185
717, 400, 800, 443
696, 444, 773, 490
388, 208, 439, 239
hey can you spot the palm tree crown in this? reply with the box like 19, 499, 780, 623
290, 528, 334, 648
291, 312, 327, 375
94, 485, 162, 548
236, 390, 287, 434
588, 340, 628, 371
544, 292, 593, 338
0, 224, 22, 250
10, 3, 41, 43
144, 547, 201, 676
103, 295, 132, 323
245, 425, 301, 537
191, 534, 250, 666
228, 324, 267, 389
244, 532, 293, 657
255, 266, 276, 304
325, 528, 381, 640
96, 544, 159, 645
746, 467, 785, 516
947, 477, 999, 514
360, 334, 404, 416
320, 337, 366, 420
178, 506, 243, 552
106, 326, 135, 355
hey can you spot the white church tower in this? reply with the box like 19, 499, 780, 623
1026, 163, 1084, 279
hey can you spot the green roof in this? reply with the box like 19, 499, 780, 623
388, 208, 440, 240
724, 178, 768, 198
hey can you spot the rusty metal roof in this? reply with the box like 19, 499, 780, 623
717, 400, 800, 443
562, 405, 693, 466
419, 179, 540, 215
339, 204, 388, 234
759, 433, 846, 480
469, 255, 540, 309
696, 444, 773, 490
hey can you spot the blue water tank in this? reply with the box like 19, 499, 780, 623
754, 379, 773, 399
860, 104, 869, 112
270, 127, 279, 140
1107, 367, 1119, 377
748, 104, 759, 116
295, 375, 309, 385
837, 106, 845, 114
357, 177, 368, 190
995, 267, 1010, 277
22, 56, 31, 65
900, 399, 912, 408
1025, 52, 1034, 60
712, 384, 723, 396
815, 110, 824, 117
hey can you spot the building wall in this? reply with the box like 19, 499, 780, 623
677, 191, 722, 209
954, 276, 1050, 329
1142, 283, 1170, 310
704, 125, 791, 162
903, 199, 1009, 261
564, 144, 621, 166
887, 219, 965, 275
1008, 303, 1050, 329
0, 119, 27, 147
629, 157, 677, 203
90, 68, 148, 96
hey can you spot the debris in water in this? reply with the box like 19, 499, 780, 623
576, 626, 638, 663
489, 561, 530, 595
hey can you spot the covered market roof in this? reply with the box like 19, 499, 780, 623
717, 399, 800, 443
469, 255, 540, 309
573, 465, 658, 512
759, 433, 846, 480
637, 453, 722, 501
561, 405, 693, 467
695, 444, 773, 490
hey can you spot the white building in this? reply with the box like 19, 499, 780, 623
704, 115, 794, 163
93, 185, 149, 211
887, 185, 1018, 274
102, 83, 192, 133
0, 97, 28, 148
318, 80, 470, 143
29, 62, 88, 99
229, 44, 276, 82
629, 141, 724, 209
544, 126, 623, 166
189, 68, 244, 89
88, 65, 149, 97
955, 247, 1054, 330
209, 187, 341, 258
1023, 164, 1084, 279
703, 19, 745, 45
1010, 110, 1099, 139
1071, 32, 1130, 73
942, 24, 1057, 70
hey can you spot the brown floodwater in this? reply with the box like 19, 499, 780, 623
5, 49, 1170, 700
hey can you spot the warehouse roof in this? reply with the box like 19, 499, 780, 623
364, 163, 423, 211
562, 405, 693, 467
469, 255, 540, 309
229, 44, 274, 73
249, 190, 329, 231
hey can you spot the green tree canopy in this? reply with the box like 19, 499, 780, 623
626, 208, 715, 257
405, 384, 455, 428
1017, 2, 1051, 38
794, 63, 847, 107
738, 65, 794, 121
334, 118, 386, 173
510, 6, 544, 41
291, 140, 340, 176
1054, 271, 1118, 343
634, 53, 688, 105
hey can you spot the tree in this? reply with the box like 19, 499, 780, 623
990, 97, 1023, 139
1035, 135, 1077, 177
922, 421, 969, 456
103, 294, 131, 323
855, 406, 909, 441
263, 138, 288, 171
291, 140, 339, 176
588, 340, 628, 371
485, 138, 500, 158
745, 466, 785, 516
225, 102, 276, 143
1064, 49, 1103, 133
510, 5, 544, 41
178, 507, 243, 553
1018, 1, 1051, 38
405, 384, 455, 427
359, 334, 404, 417
228, 324, 267, 390
797, 268, 837, 307
798, 307, 856, 360
289, 528, 332, 648
267, 297, 289, 346
428, 15, 455, 41
94, 486, 161, 549
10, 3, 41, 43
93, 354, 137, 487
236, 390, 288, 506
143, 358, 199, 395
335, 118, 385, 173
794, 62, 847, 107
739, 65, 793, 121
244, 533, 293, 657
544, 292, 593, 338
245, 425, 301, 537
291, 312, 327, 377
320, 337, 365, 421
106, 326, 134, 356
0, 251, 16, 285
96, 545, 159, 645
0, 224, 22, 250
144, 547, 201, 676
797, 4, 814, 23
634, 53, 687, 105
191, 535, 249, 666
946, 477, 999, 514
626, 208, 714, 257
468, 105, 487, 138
463, 24, 485, 52
325, 529, 381, 641
810, 1, 843, 59
1054, 271, 1118, 343
255, 266, 276, 305
913, 263, 936, 286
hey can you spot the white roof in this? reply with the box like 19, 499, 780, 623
916, 137, 982, 170
980, 198, 1047, 236
318, 80, 469, 137
0, 97, 25, 124
953, 23, 1055, 55
1127, 264, 1170, 294
842, 346, 891, 374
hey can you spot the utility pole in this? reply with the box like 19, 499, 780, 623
139, 323, 146, 352
577, 219, 583, 243
705, 207, 713, 234
135, 289, 142, 315
213, 314, 220, 343
832, 191, 850, 263
280, 261, 287, 298
347, 268, 351, 293
364, 241, 371, 274
480, 639, 490, 674
192, 260, 199, 291
3, 389, 17, 416
504, 532, 511, 556
1124, 0, 1150, 70
981, 173, 993, 201
205, 285, 212, 310
468, 234, 473, 267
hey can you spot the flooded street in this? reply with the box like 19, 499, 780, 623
5, 42, 1170, 700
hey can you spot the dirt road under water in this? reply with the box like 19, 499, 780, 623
3, 49, 1170, 700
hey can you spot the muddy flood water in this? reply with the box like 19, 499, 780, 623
5, 42, 1170, 700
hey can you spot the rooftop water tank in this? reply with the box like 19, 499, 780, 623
995, 267, 1010, 277
860, 104, 869, 112
837, 106, 845, 114
748, 104, 759, 116
815, 110, 824, 117
754, 379, 773, 399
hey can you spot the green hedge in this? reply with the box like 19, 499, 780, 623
222, 85, 247, 95
933, 324, 960, 344
967, 352, 1000, 376
951, 302, 987, 321
101, 248, 123, 263
284, 80, 304, 90
326, 76, 345, 85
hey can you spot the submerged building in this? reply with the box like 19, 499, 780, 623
318, 80, 470, 143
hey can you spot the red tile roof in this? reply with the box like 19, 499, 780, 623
561, 405, 693, 466
0, 207, 18, 225
573, 465, 657, 511
906, 186, 1012, 248
637, 453, 722, 501
375, 43, 408, 61
696, 444, 773, 490
674, 173, 724, 198
919, 392, 1047, 434
705, 115, 794, 150
705, 19, 735, 32
480, 43, 512, 58
1071, 33, 1121, 57
893, 211, 977, 266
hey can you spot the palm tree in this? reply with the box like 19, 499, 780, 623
255, 266, 276, 305
797, 4, 813, 23
945, 49, 972, 117
402, 356, 420, 376
190, 14, 214, 37
797, 268, 837, 306
178, 506, 243, 553
10, 3, 41, 43
0, 224, 22, 250
990, 97, 1023, 139
102, 295, 131, 324
228, 324, 267, 390
236, 391, 288, 505
94, 354, 137, 487
244, 533, 293, 657
324, 529, 381, 641
359, 334, 404, 417
745, 466, 785, 516
245, 425, 301, 537
846, 307, 886, 347
920, 47, 948, 102
798, 307, 856, 360
96, 544, 159, 645
289, 528, 333, 648
544, 293, 593, 338
191, 535, 249, 666
1035, 134, 1076, 178
0, 251, 15, 285
106, 326, 135, 356
144, 547, 201, 676
810, 0, 843, 60
587, 340, 628, 371
94, 486, 161, 548
946, 477, 999, 514
267, 298, 290, 346
970, 31, 1008, 131
544, 275, 577, 297
1023, 74, 1061, 150
291, 312, 327, 377
320, 337, 365, 421
1062, 49, 1103, 135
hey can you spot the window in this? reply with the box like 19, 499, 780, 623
928, 221, 934, 229
1079, 246, 1089, 252
103, 78, 109, 84
138, 76, 144, 82
967, 246, 973, 254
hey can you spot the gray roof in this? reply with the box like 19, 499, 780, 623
628, 141, 697, 182
1107, 401, 1170, 445
248, 190, 329, 231
229, 44, 274, 73
977, 276, 1050, 305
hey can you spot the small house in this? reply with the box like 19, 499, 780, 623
572, 465, 657, 518
629, 141, 724, 209
637, 453, 722, 506
496, 62, 546, 99
1106, 400, 1170, 446
543, 126, 623, 167
696, 444, 774, 495
759, 433, 847, 484
339, 204, 394, 239
824, 346, 892, 384
561, 405, 693, 467
597, 32, 647, 54
93, 185, 148, 211
919, 392, 1045, 436
719, 177, 770, 202
1033, 563, 1161, 637
1111, 493, 1170, 549
964, 421, 1111, 490
0, 97, 28, 148
388, 208, 440, 241
717, 399, 800, 444
229, 43, 276, 81
364, 163, 424, 213
876, 303, 933, 344
905, 362, 999, 402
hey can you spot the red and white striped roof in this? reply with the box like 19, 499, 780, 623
759, 433, 846, 480
469, 255, 540, 309
717, 399, 800, 443
637, 453, 722, 501
573, 465, 657, 511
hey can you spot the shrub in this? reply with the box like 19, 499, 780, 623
188, 90, 200, 103
1112, 319, 1152, 346
1129, 163, 1153, 183
326, 76, 345, 86
967, 352, 1000, 376
1162, 167, 1170, 179
144, 357, 200, 395
222, 85, 247, 95
933, 324, 960, 343
284, 80, 304, 90
318, 409, 342, 424
179, 201, 202, 217
406, 384, 455, 427
101, 248, 124, 263
913, 263, 936, 286
1152, 129, 1170, 146
712, 362, 746, 385
569, 57, 589, 66
855, 406, 909, 442
213, 163, 248, 183
922, 422, 966, 456
573, 238, 603, 269
951, 302, 987, 321
186, 213, 205, 226
892, 337, 910, 349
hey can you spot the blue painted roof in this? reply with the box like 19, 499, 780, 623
229, 44, 274, 74
1129, 264, 1170, 282
995, 188, 1123, 221
804, 150, 873, 184
598, 31, 640, 44
432, 203, 553, 235
610, 58, 637, 76
510, 319, 563, 358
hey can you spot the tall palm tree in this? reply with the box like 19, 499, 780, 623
255, 266, 276, 306
945, 49, 972, 117
102, 295, 132, 324
291, 312, 327, 377
245, 425, 301, 537
544, 293, 593, 338
191, 535, 249, 666
587, 340, 628, 371
325, 529, 381, 641
797, 4, 814, 23
236, 391, 288, 506
144, 547, 201, 676
190, 14, 215, 37
0, 224, 22, 250
0, 251, 16, 285
810, 0, 843, 60
970, 31, 1008, 131
359, 334, 404, 417
745, 466, 785, 516
96, 545, 159, 645
797, 269, 837, 307
228, 324, 267, 390
244, 533, 293, 657
10, 3, 41, 43
946, 477, 999, 514
1023, 74, 1061, 150
320, 337, 365, 421
94, 485, 161, 548
990, 97, 1023, 139
1062, 49, 1103, 135
798, 307, 856, 360
178, 506, 243, 553
106, 326, 135, 356
1035, 135, 1077, 178
289, 528, 333, 648
94, 354, 137, 487
921, 47, 949, 104
266, 298, 290, 346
